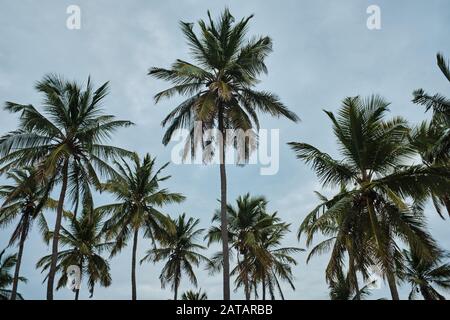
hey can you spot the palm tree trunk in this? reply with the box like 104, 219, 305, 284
173, 265, 180, 301
131, 228, 139, 300
262, 277, 266, 301
174, 283, 178, 301
74, 289, 80, 300
366, 198, 400, 300
419, 286, 445, 300
47, 160, 69, 300
348, 250, 360, 300
218, 109, 230, 300
386, 271, 400, 300
244, 277, 251, 300
242, 253, 251, 300
420, 286, 433, 300
10, 214, 29, 300
74, 261, 82, 301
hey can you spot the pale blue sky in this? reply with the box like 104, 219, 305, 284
0, 0, 449, 300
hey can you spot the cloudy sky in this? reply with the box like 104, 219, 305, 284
1, 0, 449, 300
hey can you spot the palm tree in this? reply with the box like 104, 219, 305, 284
141, 213, 209, 300
412, 53, 450, 216
289, 95, 448, 299
207, 194, 269, 300
99, 153, 185, 300
207, 194, 300, 300
181, 289, 208, 300
149, 9, 299, 299
255, 212, 302, 300
300, 190, 375, 300
0, 167, 57, 300
409, 121, 450, 217
0, 249, 26, 300
413, 53, 450, 162
36, 207, 113, 300
0, 74, 133, 299
402, 249, 450, 300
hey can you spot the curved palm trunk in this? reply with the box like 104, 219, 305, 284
420, 285, 445, 300
385, 271, 400, 300
420, 286, 441, 300
366, 198, 399, 300
218, 110, 230, 300
47, 160, 69, 300
10, 213, 29, 300
348, 250, 360, 300
131, 228, 139, 300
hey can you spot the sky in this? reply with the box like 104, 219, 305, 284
0, 0, 449, 300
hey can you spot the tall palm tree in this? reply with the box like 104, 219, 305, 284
402, 249, 450, 300
0, 167, 57, 300
0, 74, 133, 299
99, 153, 185, 300
0, 249, 26, 300
141, 213, 209, 300
149, 9, 299, 299
413, 53, 450, 162
181, 289, 208, 300
412, 53, 450, 216
36, 208, 113, 300
289, 95, 448, 299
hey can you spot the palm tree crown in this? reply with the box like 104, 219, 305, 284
181, 289, 208, 300
301, 189, 375, 300
207, 194, 301, 300
412, 53, 450, 217
255, 212, 301, 300
0, 74, 134, 203
36, 208, 113, 300
149, 9, 299, 149
328, 267, 375, 300
141, 213, 209, 300
402, 249, 450, 300
0, 249, 26, 300
413, 53, 450, 162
